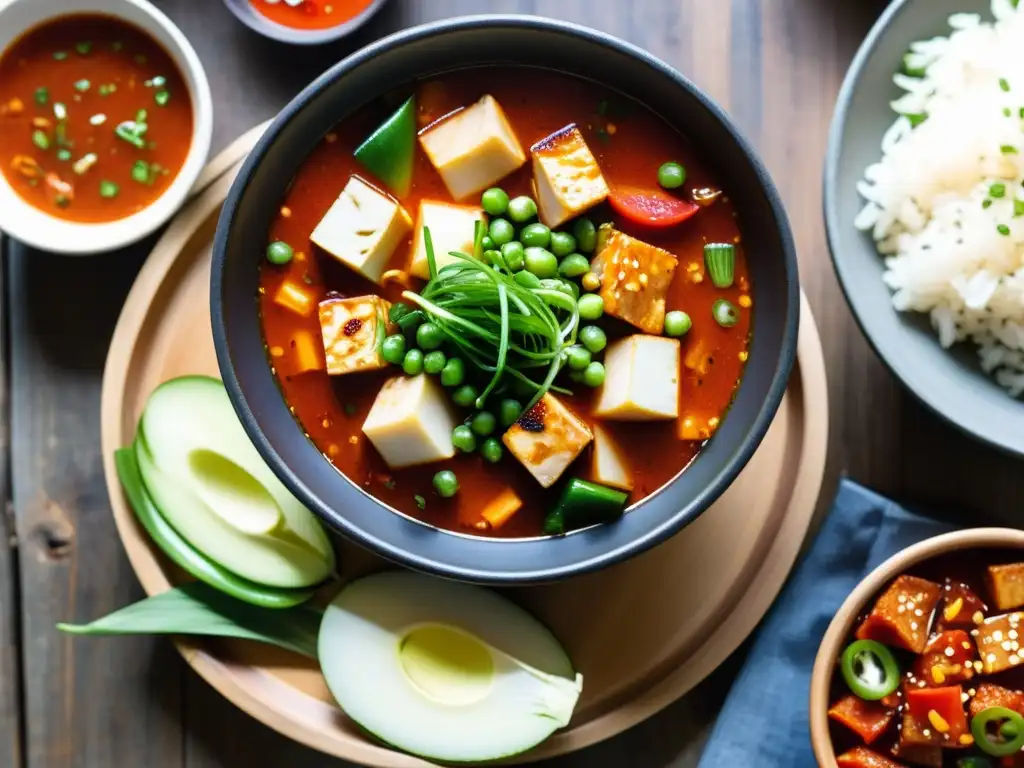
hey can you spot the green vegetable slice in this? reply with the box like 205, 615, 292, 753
840, 639, 900, 700
972, 706, 1024, 757
703, 243, 736, 289
354, 95, 416, 197
543, 479, 628, 535
57, 581, 322, 658
114, 448, 315, 609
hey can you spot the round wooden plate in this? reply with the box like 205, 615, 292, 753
100, 129, 829, 766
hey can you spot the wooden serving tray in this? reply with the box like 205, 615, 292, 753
99, 127, 829, 766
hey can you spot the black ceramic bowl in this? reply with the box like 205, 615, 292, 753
212, 15, 800, 585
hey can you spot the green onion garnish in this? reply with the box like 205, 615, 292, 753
54, 193, 69, 208
984, 199, 994, 209
115, 121, 146, 149
414, 494, 426, 510
1014, 199, 1024, 218
89, 113, 106, 126
73, 79, 90, 93
905, 113, 928, 128
31, 130, 50, 150
991, 183, 1007, 198
131, 160, 153, 184
52, 51, 68, 61
1004, 107, 1013, 117
146, 75, 167, 88
1001, 78, 1011, 92
34, 87, 48, 106
73, 152, 97, 175
1002, 145, 1019, 154
98, 84, 116, 97
712, 298, 740, 328
399, 224, 580, 411
998, 224, 1011, 236
56, 149, 72, 162
704, 243, 736, 289
75, 41, 92, 55
99, 180, 119, 198
154, 90, 169, 107
53, 102, 67, 120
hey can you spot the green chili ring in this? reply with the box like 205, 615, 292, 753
972, 706, 1024, 757
839, 639, 900, 701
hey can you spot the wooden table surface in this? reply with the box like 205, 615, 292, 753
8, 0, 1024, 765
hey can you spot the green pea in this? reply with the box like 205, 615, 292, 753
501, 241, 525, 271
573, 218, 598, 253
424, 350, 447, 374
558, 253, 590, 278
416, 322, 444, 350
514, 270, 542, 289
550, 231, 576, 257
452, 385, 479, 408
499, 398, 522, 427
580, 325, 607, 354
664, 310, 692, 337
481, 235, 496, 251
566, 345, 592, 371
577, 293, 605, 320
266, 241, 293, 265
433, 470, 459, 498
440, 357, 466, 387
507, 195, 537, 223
452, 425, 476, 453
402, 349, 424, 375
657, 161, 687, 189
582, 361, 606, 387
381, 334, 406, 364
489, 218, 515, 246
480, 438, 504, 464
470, 411, 497, 436
524, 247, 558, 278
481, 187, 509, 216
521, 222, 551, 248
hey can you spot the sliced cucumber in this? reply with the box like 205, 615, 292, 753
137, 376, 334, 589
318, 571, 582, 762
354, 96, 416, 197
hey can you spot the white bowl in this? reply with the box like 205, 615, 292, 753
0, 0, 213, 255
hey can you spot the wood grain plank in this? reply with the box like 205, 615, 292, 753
8, 245, 184, 768
0, 240, 23, 768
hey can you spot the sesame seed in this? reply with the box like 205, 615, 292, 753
945, 647, 955, 657
348, 435, 358, 445
962, 642, 972, 650
995, 630, 1004, 642
280, 206, 292, 218
915, 608, 924, 617
898, 595, 907, 604
1012, 654, 1021, 665
974, 611, 985, 624
911, 622, 919, 631
898, 605, 907, 614
1003, 641, 1013, 651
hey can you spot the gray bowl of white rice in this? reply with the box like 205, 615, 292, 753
825, 0, 1024, 456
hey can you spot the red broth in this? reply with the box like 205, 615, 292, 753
829, 550, 1024, 767
0, 14, 193, 222
258, 69, 752, 538
249, 0, 376, 30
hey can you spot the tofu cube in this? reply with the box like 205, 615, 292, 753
319, 296, 393, 376
531, 124, 609, 228
988, 563, 1024, 611
590, 226, 679, 333
855, 575, 942, 654
594, 335, 680, 421
419, 95, 526, 201
409, 201, 487, 279
273, 280, 317, 317
502, 394, 593, 488
310, 175, 412, 284
591, 425, 633, 491
362, 375, 458, 469
977, 612, 1024, 674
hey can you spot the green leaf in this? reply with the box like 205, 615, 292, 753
57, 582, 323, 658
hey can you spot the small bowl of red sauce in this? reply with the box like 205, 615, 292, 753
222, 0, 389, 45
0, 0, 213, 255
811, 529, 1024, 768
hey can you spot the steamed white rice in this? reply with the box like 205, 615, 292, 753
855, 0, 1024, 396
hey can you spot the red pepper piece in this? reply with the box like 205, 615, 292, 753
607, 185, 699, 228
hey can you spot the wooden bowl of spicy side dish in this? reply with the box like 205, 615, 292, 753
0, 0, 212, 254
211, 16, 799, 584
811, 530, 1024, 768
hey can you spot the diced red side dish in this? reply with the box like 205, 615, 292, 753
976, 612, 1024, 675
836, 746, 909, 768
912, 630, 977, 687
829, 694, 896, 745
937, 579, 988, 630
890, 743, 941, 767
989, 563, 1024, 611
902, 685, 969, 748
856, 575, 943, 654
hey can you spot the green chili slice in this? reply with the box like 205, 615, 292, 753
972, 706, 1024, 757
840, 639, 900, 701
703, 243, 736, 288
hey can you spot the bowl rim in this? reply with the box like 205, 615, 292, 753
220, 0, 389, 45
809, 527, 1024, 767
822, 0, 1024, 458
211, 13, 800, 583
0, 0, 213, 255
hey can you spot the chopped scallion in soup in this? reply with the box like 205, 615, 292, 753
258, 69, 752, 538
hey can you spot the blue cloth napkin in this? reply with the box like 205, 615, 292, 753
697, 479, 957, 767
